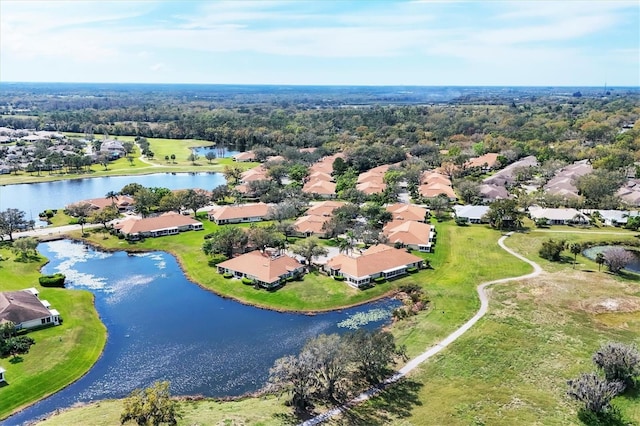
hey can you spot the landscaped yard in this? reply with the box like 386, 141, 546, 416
0, 245, 106, 420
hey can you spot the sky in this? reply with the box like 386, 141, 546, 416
1, 0, 638, 86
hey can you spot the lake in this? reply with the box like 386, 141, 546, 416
192, 146, 240, 159
582, 245, 640, 273
0, 173, 226, 225
2, 240, 399, 425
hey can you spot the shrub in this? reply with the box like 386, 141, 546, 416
241, 277, 254, 285
567, 372, 624, 414
223, 272, 233, 279
374, 276, 386, 283
539, 239, 566, 261
207, 253, 228, 266
407, 267, 418, 273
39, 273, 66, 287
333, 275, 345, 281
592, 342, 640, 390
117, 234, 125, 239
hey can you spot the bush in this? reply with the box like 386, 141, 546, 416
39, 273, 66, 287
241, 277, 254, 285
592, 342, 640, 390
207, 253, 228, 266
374, 276, 386, 283
117, 234, 125, 239
407, 267, 418, 273
223, 272, 233, 279
333, 275, 345, 281
539, 239, 566, 261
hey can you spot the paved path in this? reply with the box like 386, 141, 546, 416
13, 223, 101, 239
300, 232, 543, 426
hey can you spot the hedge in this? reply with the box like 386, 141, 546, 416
374, 276, 386, 283
407, 267, 419, 273
223, 272, 233, 279
241, 277, 254, 285
333, 275, 345, 281
39, 273, 66, 287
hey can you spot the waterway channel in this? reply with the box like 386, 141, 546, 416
3, 240, 399, 425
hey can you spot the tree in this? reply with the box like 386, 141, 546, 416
90, 205, 119, 230
164, 155, 169, 163
276, 220, 296, 242
567, 372, 624, 414
595, 252, 605, 272
223, 165, 243, 185
290, 237, 328, 268
538, 239, 566, 261
127, 155, 135, 166
211, 184, 231, 203
455, 179, 482, 205
133, 188, 157, 218
603, 247, 636, 273
12, 237, 38, 260
0, 208, 29, 242
426, 195, 450, 220
187, 152, 199, 165
202, 227, 248, 258
66, 202, 93, 234
304, 334, 351, 401
121, 183, 144, 196
346, 329, 405, 384
484, 199, 524, 230
332, 157, 348, 176
267, 202, 299, 223
266, 164, 288, 186
247, 226, 284, 252
106, 190, 120, 207
267, 354, 316, 413
287, 163, 308, 183
120, 380, 178, 426
205, 151, 217, 164
569, 243, 582, 268
170, 153, 176, 163
592, 342, 640, 390
183, 189, 209, 216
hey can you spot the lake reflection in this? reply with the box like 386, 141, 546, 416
3, 240, 399, 425
582, 245, 640, 273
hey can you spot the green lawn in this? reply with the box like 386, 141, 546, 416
0, 245, 106, 420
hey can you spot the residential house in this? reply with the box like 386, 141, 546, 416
240, 166, 269, 183
325, 245, 424, 288
69, 195, 135, 213
383, 220, 435, 252
0, 288, 60, 331
386, 203, 428, 223
483, 155, 538, 187
528, 207, 588, 225
208, 202, 271, 225
465, 153, 501, 170
356, 180, 387, 195
0, 366, 5, 383
115, 212, 203, 239
453, 205, 491, 224
617, 179, 640, 206
309, 153, 344, 175
355, 164, 390, 195
99, 140, 126, 159
419, 182, 457, 200
216, 250, 305, 289
302, 178, 337, 198
478, 184, 509, 202
544, 160, 592, 199
587, 209, 640, 227
293, 215, 332, 237
305, 201, 346, 217
233, 151, 256, 162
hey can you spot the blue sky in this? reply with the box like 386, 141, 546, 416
1, 1, 638, 86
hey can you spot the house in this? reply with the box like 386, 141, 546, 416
69, 195, 135, 213
309, 153, 344, 175
293, 215, 332, 237
216, 250, 305, 289
419, 182, 457, 200
233, 151, 256, 162
383, 220, 435, 252
208, 202, 271, 225
483, 155, 538, 187
544, 160, 592, 198
0, 366, 5, 383
356, 181, 387, 195
325, 245, 424, 288
302, 179, 337, 198
305, 201, 346, 217
617, 179, 640, 206
421, 171, 452, 186
528, 207, 588, 225
453, 205, 491, 224
465, 153, 501, 170
588, 209, 640, 226
478, 184, 509, 202
0, 288, 60, 331
115, 212, 203, 239
240, 166, 269, 183
386, 203, 428, 222
99, 140, 126, 158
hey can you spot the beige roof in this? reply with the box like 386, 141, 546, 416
310, 153, 344, 174
233, 151, 256, 161
72, 195, 134, 211
326, 245, 422, 279
209, 203, 271, 221
305, 201, 346, 217
217, 250, 302, 284
356, 181, 387, 195
293, 215, 331, 234
308, 171, 333, 182
303, 179, 336, 195
421, 171, 452, 186
115, 212, 201, 235
0, 290, 51, 325
241, 166, 269, 182
419, 182, 457, 199
386, 203, 428, 222
383, 220, 432, 245
465, 153, 500, 169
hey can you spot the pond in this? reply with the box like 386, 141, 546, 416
0, 172, 226, 226
191, 146, 240, 159
582, 245, 640, 273
2, 240, 399, 425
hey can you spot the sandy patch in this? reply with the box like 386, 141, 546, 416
578, 297, 640, 314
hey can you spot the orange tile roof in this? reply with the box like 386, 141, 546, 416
217, 250, 303, 284
356, 181, 387, 195
465, 153, 500, 169
73, 195, 134, 211
326, 245, 422, 279
241, 166, 269, 182
209, 203, 271, 221
233, 151, 256, 161
309, 153, 344, 174
421, 171, 452, 186
419, 182, 457, 199
115, 212, 201, 235
305, 200, 346, 216
383, 220, 432, 245
303, 179, 336, 195
308, 171, 333, 182
293, 215, 331, 234
386, 203, 428, 222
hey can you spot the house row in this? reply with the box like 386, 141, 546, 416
208, 202, 271, 225
356, 164, 390, 195
0, 288, 60, 331
544, 159, 592, 199
528, 207, 588, 225
383, 220, 435, 252
293, 200, 345, 237
453, 205, 491, 224
114, 212, 203, 239
419, 171, 457, 200
302, 154, 344, 198
480, 155, 539, 202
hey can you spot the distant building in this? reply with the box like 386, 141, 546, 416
453, 205, 490, 224
0, 288, 60, 331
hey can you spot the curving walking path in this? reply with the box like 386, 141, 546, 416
300, 232, 543, 426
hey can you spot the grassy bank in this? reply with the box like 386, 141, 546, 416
0, 246, 106, 420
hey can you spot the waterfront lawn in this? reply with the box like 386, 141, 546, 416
346, 267, 640, 425
0, 246, 106, 420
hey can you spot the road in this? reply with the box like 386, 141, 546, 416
300, 232, 543, 426
13, 223, 101, 239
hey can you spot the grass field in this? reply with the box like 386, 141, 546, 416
0, 245, 106, 420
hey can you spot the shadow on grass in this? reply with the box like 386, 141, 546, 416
333, 378, 423, 425
577, 406, 630, 426
0, 381, 8, 388
9, 356, 23, 364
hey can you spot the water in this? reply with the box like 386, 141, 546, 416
582, 245, 640, 273
2, 240, 399, 425
0, 172, 226, 225
191, 146, 239, 159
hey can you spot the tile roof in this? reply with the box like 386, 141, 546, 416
305, 201, 346, 216
0, 290, 51, 325
419, 182, 457, 199
217, 250, 303, 284
326, 245, 422, 279
233, 151, 256, 161
241, 166, 269, 182
465, 153, 500, 169
356, 181, 387, 195
70, 195, 134, 211
293, 215, 332, 234
386, 203, 428, 222
115, 212, 201, 235
302, 179, 337, 195
209, 203, 271, 221
383, 220, 433, 245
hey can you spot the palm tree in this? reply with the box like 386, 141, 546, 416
569, 243, 582, 268
105, 190, 119, 208
338, 237, 354, 256
595, 252, 605, 272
